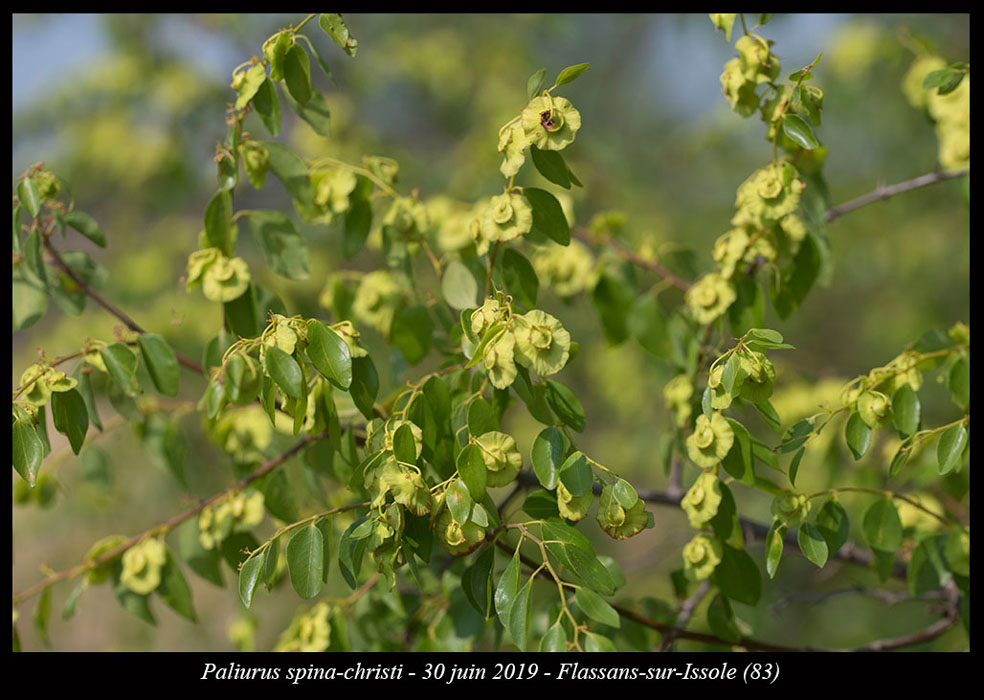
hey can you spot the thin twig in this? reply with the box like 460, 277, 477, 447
42, 238, 204, 375
572, 227, 692, 291
13, 430, 332, 607
659, 579, 711, 652
825, 168, 969, 223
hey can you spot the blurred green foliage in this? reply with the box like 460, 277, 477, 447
12, 13, 968, 651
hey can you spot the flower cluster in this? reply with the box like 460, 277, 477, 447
496, 93, 582, 178
903, 55, 970, 171
720, 35, 781, 118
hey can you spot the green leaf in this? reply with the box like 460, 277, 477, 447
527, 67, 547, 100
554, 62, 590, 88
627, 292, 671, 358
467, 397, 498, 437
540, 621, 567, 651
441, 260, 479, 310
17, 178, 42, 218
753, 400, 781, 433
923, 67, 965, 95
349, 356, 379, 420
508, 579, 533, 650
158, 549, 196, 622
462, 547, 494, 618
788, 447, 805, 487
522, 489, 559, 519
495, 547, 522, 628
12, 263, 48, 330
456, 443, 487, 500
937, 424, 968, 475
391, 304, 434, 365
862, 498, 903, 553
338, 517, 368, 589
263, 536, 281, 586
891, 384, 920, 438
584, 631, 617, 652
262, 141, 314, 207
524, 187, 570, 246
63, 210, 106, 247
728, 277, 765, 337
541, 518, 615, 596
284, 89, 331, 137
908, 534, 951, 597
101, 343, 140, 397
61, 583, 85, 620
238, 552, 264, 608
590, 273, 634, 344
319, 14, 358, 57
766, 520, 786, 578
50, 388, 88, 455
948, 357, 969, 408
721, 418, 754, 485
344, 184, 373, 258
845, 411, 872, 461
447, 479, 473, 525
529, 145, 571, 189
545, 379, 586, 432
559, 451, 593, 497
531, 427, 565, 490
797, 523, 829, 568
392, 423, 418, 466
306, 321, 352, 389
706, 594, 741, 644
315, 517, 333, 583
501, 249, 538, 309
264, 346, 304, 399
780, 418, 813, 453
574, 587, 620, 628
11, 416, 44, 486
286, 525, 324, 599
247, 210, 310, 280
137, 334, 180, 397
203, 189, 234, 257
721, 353, 743, 394
252, 78, 281, 136
282, 44, 312, 105
783, 114, 820, 149
712, 544, 762, 606
33, 586, 51, 646
613, 478, 638, 509
815, 499, 849, 553
178, 519, 224, 588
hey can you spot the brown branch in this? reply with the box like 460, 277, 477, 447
42, 238, 204, 375
12, 429, 331, 607
659, 579, 711, 652
572, 227, 692, 291
825, 168, 969, 223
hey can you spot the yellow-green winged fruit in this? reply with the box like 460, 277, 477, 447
435, 507, 486, 556
557, 481, 593, 522
681, 470, 723, 527
770, 491, 810, 527
482, 331, 518, 390
597, 484, 649, 539
120, 537, 167, 595
480, 191, 533, 243
732, 161, 805, 230
685, 272, 737, 324
498, 124, 529, 178
474, 431, 523, 487
521, 95, 581, 151
686, 413, 734, 468
511, 309, 571, 376
682, 533, 723, 581
737, 350, 775, 403
857, 390, 893, 429
470, 296, 507, 337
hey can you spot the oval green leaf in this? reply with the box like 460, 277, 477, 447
307, 321, 352, 390
286, 525, 324, 599
264, 346, 304, 399
138, 333, 180, 397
